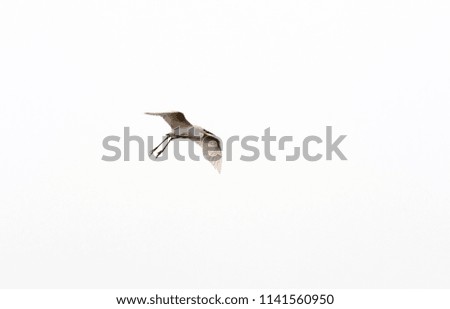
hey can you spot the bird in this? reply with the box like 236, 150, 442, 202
145, 111, 222, 173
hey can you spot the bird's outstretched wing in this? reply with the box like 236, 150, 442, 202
145, 112, 192, 129
195, 133, 222, 173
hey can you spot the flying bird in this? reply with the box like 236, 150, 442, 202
145, 111, 222, 173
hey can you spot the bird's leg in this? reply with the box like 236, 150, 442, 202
149, 134, 170, 157
154, 137, 173, 158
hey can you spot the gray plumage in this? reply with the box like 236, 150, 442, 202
146, 111, 222, 173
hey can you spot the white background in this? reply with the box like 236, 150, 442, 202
0, 0, 449, 288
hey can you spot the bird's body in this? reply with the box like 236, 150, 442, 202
145, 111, 222, 173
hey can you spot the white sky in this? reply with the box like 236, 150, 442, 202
0, 0, 449, 288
